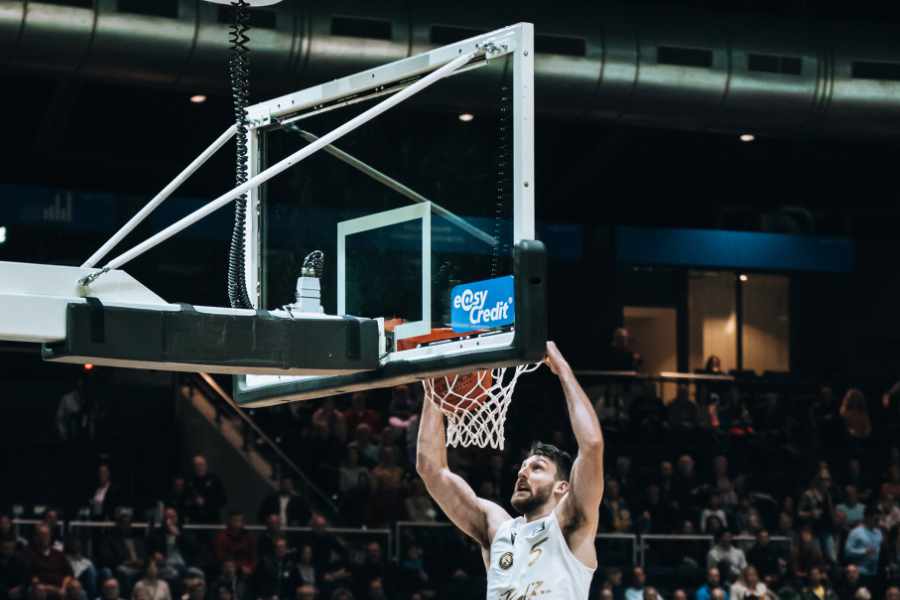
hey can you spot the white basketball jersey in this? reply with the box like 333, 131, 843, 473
486, 510, 594, 600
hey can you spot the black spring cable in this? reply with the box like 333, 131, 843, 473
491, 79, 512, 278
226, 0, 254, 309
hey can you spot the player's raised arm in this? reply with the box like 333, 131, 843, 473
416, 391, 510, 549
546, 342, 605, 534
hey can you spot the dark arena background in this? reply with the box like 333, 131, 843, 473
3, 1, 900, 599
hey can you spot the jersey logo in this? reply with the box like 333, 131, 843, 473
499, 552, 514, 570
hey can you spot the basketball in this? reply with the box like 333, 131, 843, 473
429, 370, 493, 413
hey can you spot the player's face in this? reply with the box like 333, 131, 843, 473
511, 455, 560, 514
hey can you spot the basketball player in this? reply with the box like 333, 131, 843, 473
416, 341, 604, 600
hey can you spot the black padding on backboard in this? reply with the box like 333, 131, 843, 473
42, 304, 380, 372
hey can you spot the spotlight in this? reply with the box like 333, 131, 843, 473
83, 363, 94, 371
0, 226, 6, 245
190, 94, 208, 104
458, 112, 474, 122
739, 133, 755, 142
739, 274, 748, 282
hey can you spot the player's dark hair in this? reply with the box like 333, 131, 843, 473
527, 441, 573, 482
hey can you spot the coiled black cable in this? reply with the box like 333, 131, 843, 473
226, 0, 253, 309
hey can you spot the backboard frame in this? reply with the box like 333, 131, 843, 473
234, 22, 543, 407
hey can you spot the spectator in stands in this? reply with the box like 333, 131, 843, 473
0, 515, 27, 550
839, 389, 872, 440
834, 564, 862, 600
695, 567, 727, 600
668, 385, 700, 430
297, 546, 315, 589
213, 512, 256, 577
370, 447, 405, 527
255, 536, 296, 600
147, 508, 195, 585
159, 478, 188, 522
640, 484, 674, 534
623, 567, 648, 600
343, 393, 382, 435
353, 543, 388, 599
347, 426, 379, 469
798, 471, 837, 562
707, 530, 747, 582
328, 588, 351, 600
602, 567, 624, 600
791, 526, 825, 580
836, 486, 866, 531
364, 578, 386, 600
257, 514, 282, 560
295, 585, 317, 600
672, 591, 688, 600
729, 566, 768, 600
885, 586, 900, 600
701, 494, 728, 533
98, 509, 145, 591
41, 511, 63, 553
642, 588, 659, 600
403, 479, 436, 523
306, 515, 351, 595
180, 577, 205, 600
801, 565, 838, 600
64, 538, 97, 600
89, 464, 122, 521
186, 456, 226, 525
877, 490, 900, 532
214, 560, 248, 600
674, 455, 701, 520
1, 534, 28, 600
63, 580, 86, 600
312, 397, 347, 445
259, 478, 310, 529
396, 544, 428, 599
747, 530, 783, 587
28, 524, 73, 600
131, 561, 170, 600
843, 506, 883, 582
601, 480, 629, 533
603, 328, 641, 371
99, 578, 126, 600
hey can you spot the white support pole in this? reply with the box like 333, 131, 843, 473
100, 51, 479, 274
81, 125, 237, 268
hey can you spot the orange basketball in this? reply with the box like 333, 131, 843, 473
431, 370, 493, 413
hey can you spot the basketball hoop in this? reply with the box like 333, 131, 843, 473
423, 362, 542, 449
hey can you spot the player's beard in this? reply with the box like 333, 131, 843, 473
510, 481, 554, 515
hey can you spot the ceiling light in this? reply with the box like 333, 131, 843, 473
739, 133, 755, 142
190, 94, 208, 104
0, 226, 6, 245
458, 112, 474, 122
739, 274, 748, 282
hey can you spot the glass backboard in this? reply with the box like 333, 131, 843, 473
235, 23, 546, 406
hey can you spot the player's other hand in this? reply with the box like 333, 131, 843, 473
544, 341, 570, 376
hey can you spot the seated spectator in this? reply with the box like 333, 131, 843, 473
343, 393, 382, 435
746, 530, 783, 587
98, 510, 145, 591
306, 516, 352, 596
694, 567, 728, 600
89, 465, 123, 521
0, 515, 28, 550
147, 508, 196, 584
256, 515, 283, 560
843, 507, 882, 580
1, 534, 28, 600
258, 478, 310, 529
640, 484, 674, 534
347, 426, 379, 469
213, 512, 256, 577
296, 546, 315, 588
623, 567, 648, 600
41, 511, 64, 553
834, 563, 863, 600
180, 577, 205, 600
602, 567, 624, 600
836, 486, 866, 530
672, 592, 687, 600
877, 490, 900, 532
312, 397, 348, 445
255, 537, 296, 600
328, 588, 352, 600
642, 588, 660, 600
63, 580, 86, 600
839, 389, 872, 439
885, 586, 900, 600
798, 471, 837, 562
882, 465, 900, 500
132, 562, 171, 600
370, 446, 406, 526
295, 584, 317, 600
729, 566, 768, 600
64, 539, 97, 600
792, 526, 825, 580
801, 565, 838, 600
396, 544, 429, 598
603, 328, 641, 371
668, 385, 700, 429
701, 494, 728, 533
601, 480, 630, 533
186, 455, 227, 525
214, 560, 248, 600
707, 531, 747, 582
403, 479, 436, 523
353, 543, 388, 599
28, 524, 73, 600
99, 578, 126, 600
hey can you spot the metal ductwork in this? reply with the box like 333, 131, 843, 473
4, 1, 900, 137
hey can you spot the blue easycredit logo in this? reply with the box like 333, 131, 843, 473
450, 275, 515, 332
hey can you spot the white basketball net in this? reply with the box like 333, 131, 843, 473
422, 363, 542, 449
